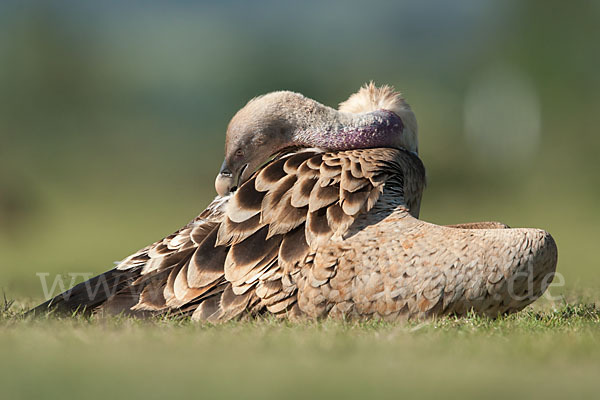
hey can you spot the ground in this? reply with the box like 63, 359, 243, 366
1, 296, 599, 400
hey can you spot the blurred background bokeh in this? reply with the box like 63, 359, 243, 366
1, 0, 598, 301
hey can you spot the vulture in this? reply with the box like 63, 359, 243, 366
32, 83, 558, 322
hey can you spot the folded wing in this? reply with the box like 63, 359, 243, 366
34, 148, 424, 321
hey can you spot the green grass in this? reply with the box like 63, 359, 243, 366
2, 297, 599, 400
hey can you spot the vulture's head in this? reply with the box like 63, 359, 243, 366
215, 83, 418, 196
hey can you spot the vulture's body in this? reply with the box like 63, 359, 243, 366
32, 84, 557, 321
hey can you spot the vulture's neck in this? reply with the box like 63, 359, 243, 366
291, 109, 405, 151
272, 98, 406, 152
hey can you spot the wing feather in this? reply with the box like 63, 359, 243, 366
36, 148, 418, 322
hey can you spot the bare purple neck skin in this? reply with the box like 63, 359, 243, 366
296, 110, 404, 151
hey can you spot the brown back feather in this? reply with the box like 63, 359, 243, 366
34, 148, 425, 321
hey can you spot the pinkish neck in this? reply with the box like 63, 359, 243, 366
291, 110, 404, 151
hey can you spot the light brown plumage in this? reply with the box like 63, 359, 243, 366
31, 84, 557, 322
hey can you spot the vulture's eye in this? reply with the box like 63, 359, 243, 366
235, 149, 244, 158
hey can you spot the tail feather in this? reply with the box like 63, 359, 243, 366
28, 267, 143, 316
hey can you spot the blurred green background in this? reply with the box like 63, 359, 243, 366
0, 0, 598, 302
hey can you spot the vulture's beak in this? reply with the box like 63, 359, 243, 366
215, 160, 248, 196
